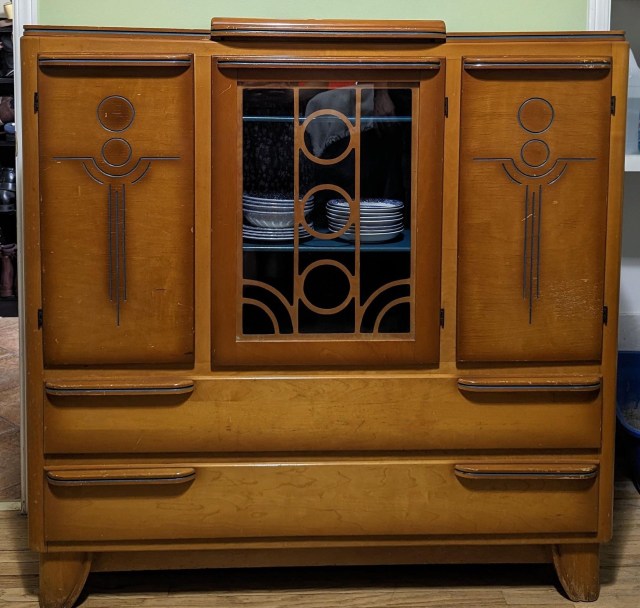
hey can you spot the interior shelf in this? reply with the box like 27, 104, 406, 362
243, 228, 411, 252
243, 115, 412, 123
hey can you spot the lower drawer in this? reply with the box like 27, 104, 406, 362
43, 375, 603, 453
44, 459, 599, 543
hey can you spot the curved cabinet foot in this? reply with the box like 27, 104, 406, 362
552, 544, 600, 602
39, 552, 92, 608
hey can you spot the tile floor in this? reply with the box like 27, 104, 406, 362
0, 316, 20, 501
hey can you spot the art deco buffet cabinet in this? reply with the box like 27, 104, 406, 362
21, 19, 628, 607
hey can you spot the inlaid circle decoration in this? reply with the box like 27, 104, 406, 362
97, 95, 135, 132
517, 97, 554, 134
101, 138, 133, 167
299, 260, 354, 315
300, 109, 355, 165
520, 139, 550, 168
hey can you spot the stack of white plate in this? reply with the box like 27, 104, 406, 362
326, 198, 404, 243
243, 194, 315, 241
243, 222, 314, 242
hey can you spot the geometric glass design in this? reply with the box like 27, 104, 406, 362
241, 84, 414, 337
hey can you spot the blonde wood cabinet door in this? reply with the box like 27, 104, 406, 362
37, 56, 195, 366
457, 58, 612, 362
212, 60, 444, 367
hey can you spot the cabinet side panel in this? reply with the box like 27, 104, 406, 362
457, 64, 611, 362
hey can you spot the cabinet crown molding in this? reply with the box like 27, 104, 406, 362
210, 18, 447, 42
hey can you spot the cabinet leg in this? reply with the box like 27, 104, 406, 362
552, 544, 600, 602
39, 552, 92, 608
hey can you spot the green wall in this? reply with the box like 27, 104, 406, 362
38, 0, 589, 32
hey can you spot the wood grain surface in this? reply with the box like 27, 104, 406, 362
38, 58, 195, 366
1, 476, 639, 606
457, 62, 612, 362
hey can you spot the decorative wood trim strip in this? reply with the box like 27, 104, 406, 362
449, 31, 623, 41
211, 18, 446, 41
25, 25, 209, 38
463, 57, 611, 70
38, 55, 193, 68
457, 377, 602, 393
44, 380, 195, 397
454, 464, 599, 481
46, 467, 197, 486
92, 544, 550, 573
217, 57, 441, 70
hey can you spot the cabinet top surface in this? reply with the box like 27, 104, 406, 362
23, 21, 625, 43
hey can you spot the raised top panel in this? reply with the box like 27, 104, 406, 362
210, 18, 446, 42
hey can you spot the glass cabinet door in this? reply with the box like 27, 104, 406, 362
212, 61, 444, 367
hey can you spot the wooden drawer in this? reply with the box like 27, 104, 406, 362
43, 376, 602, 454
44, 460, 599, 543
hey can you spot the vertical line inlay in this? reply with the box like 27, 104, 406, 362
523, 185, 529, 299
529, 190, 536, 324
536, 185, 542, 299
115, 188, 121, 326
108, 184, 113, 301
122, 184, 127, 301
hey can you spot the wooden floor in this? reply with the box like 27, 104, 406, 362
0, 316, 20, 501
0, 477, 638, 607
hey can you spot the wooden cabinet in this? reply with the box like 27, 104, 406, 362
21, 20, 628, 607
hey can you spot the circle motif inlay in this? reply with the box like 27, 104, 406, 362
101, 138, 133, 167
520, 139, 550, 168
97, 96, 135, 132
517, 97, 554, 134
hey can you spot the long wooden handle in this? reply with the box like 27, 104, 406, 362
454, 464, 598, 481
39, 55, 192, 68
45, 379, 195, 397
457, 377, 601, 393
46, 467, 196, 486
464, 56, 611, 70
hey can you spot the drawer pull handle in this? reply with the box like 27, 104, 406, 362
457, 377, 601, 393
454, 464, 598, 481
46, 467, 196, 487
39, 55, 192, 68
463, 57, 611, 70
45, 380, 195, 397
